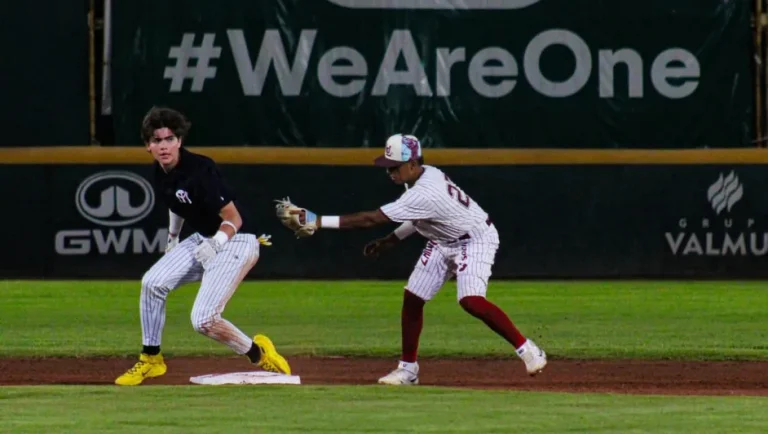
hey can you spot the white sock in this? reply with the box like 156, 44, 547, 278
515, 339, 532, 357
398, 360, 419, 374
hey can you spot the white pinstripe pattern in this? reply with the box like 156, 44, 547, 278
406, 241, 450, 301
140, 232, 259, 354
190, 234, 259, 354
380, 165, 489, 244
379, 165, 498, 301
455, 226, 499, 300
140, 235, 204, 346
407, 225, 500, 301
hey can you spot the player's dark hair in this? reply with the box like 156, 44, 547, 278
140, 106, 191, 143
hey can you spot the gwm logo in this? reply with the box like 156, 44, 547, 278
326, 0, 541, 9
75, 171, 155, 227
665, 170, 766, 257
56, 171, 167, 256
706, 171, 743, 215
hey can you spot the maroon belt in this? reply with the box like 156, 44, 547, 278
456, 218, 492, 242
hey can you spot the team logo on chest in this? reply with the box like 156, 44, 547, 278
175, 189, 192, 204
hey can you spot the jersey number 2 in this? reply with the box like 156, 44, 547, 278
445, 175, 471, 208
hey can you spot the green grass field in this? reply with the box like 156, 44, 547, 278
1, 280, 767, 433
3, 386, 768, 434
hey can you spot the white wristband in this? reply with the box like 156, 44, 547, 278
220, 220, 238, 233
321, 216, 340, 229
394, 221, 416, 240
212, 230, 229, 245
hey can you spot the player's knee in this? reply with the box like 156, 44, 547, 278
190, 310, 220, 335
141, 272, 167, 298
456, 275, 489, 302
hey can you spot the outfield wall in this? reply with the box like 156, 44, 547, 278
3, 147, 768, 279
2, 1, 90, 146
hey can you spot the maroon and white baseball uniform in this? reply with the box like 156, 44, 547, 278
380, 165, 499, 301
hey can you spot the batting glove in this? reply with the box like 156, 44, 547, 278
194, 238, 223, 268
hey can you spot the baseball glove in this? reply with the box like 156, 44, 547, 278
274, 197, 318, 238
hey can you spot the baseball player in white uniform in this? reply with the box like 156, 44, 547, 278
114, 107, 291, 386
275, 134, 547, 385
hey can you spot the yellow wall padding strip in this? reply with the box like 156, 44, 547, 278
2, 146, 768, 165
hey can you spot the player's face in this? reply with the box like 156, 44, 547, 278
146, 127, 182, 169
386, 164, 407, 185
387, 161, 419, 185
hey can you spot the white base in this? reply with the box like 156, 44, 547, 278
189, 371, 302, 386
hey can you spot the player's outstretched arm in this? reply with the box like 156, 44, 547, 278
318, 209, 390, 229
275, 197, 392, 237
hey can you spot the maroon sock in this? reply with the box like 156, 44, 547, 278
459, 296, 527, 348
401, 290, 425, 363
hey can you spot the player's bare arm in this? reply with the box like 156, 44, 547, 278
165, 210, 185, 253
275, 134, 427, 238
218, 201, 243, 239
277, 202, 404, 238
319, 209, 390, 229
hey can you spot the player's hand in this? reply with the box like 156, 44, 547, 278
363, 236, 397, 258
194, 238, 223, 268
165, 233, 179, 253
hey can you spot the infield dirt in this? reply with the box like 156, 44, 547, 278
2, 356, 767, 396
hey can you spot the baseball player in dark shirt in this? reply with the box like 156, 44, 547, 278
115, 107, 290, 386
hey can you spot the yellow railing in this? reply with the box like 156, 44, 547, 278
2, 147, 768, 165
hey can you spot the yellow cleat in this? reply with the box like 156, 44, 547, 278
253, 334, 291, 375
114, 353, 167, 386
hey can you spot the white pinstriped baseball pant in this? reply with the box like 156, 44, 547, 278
406, 225, 500, 301
139, 233, 259, 355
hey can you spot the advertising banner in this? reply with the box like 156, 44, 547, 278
110, 0, 753, 148
3, 162, 768, 279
